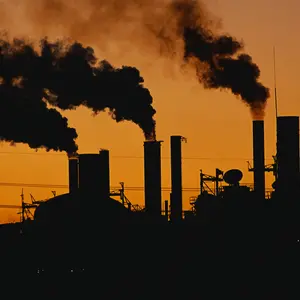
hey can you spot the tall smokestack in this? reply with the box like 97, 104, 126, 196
170, 136, 183, 222
252, 120, 265, 199
276, 116, 300, 190
144, 141, 162, 216
68, 153, 79, 194
78, 153, 109, 201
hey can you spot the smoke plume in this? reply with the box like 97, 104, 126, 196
0, 38, 156, 152
0, 39, 78, 153
2, 0, 269, 117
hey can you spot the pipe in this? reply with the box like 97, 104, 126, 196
252, 120, 265, 200
164, 200, 169, 221
170, 136, 183, 222
144, 141, 162, 216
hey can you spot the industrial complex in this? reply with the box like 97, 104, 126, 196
1, 116, 300, 298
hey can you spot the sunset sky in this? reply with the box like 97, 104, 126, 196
0, 0, 299, 223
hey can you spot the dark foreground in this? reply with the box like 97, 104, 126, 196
1, 221, 300, 299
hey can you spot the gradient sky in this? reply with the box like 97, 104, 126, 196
0, 0, 299, 223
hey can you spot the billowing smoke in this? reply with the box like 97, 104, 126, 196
40, 40, 156, 140
1, 0, 269, 117
0, 38, 156, 152
0, 81, 78, 153
169, 0, 269, 118
0, 40, 78, 153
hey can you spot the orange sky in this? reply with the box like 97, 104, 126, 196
0, 0, 299, 223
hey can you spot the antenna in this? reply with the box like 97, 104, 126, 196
273, 46, 279, 179
273, 46, 279, 119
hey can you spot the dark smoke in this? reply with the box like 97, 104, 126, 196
9, 0, 269, 117
0, 38, 156, 152
40, 40, 156, 140
169, 0, 269, 117
0, 40, 78, 153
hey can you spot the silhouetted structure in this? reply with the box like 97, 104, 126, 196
252, 120, 265, 200
68, 153, 79, 194
1, 118, 300, 298
276, 116, 300, 192
144, 140, 162, 217
170, 136, 184, 222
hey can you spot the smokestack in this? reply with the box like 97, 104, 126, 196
170, 136, 183, 222
144, 141, 162, 216
252, 120, 265, 199
78, 153, 110, 201
68, 153, 79, 194
276, 116, 300, 190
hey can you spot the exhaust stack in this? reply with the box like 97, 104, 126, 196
68, 153, 79, 194
252, 120, 265, 200
276, 116, 299, 190
144, 141, 162, 216
170, 136, 184, 222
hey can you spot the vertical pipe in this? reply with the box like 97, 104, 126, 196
215, 169, 219, 196
144, 141, 162, 216
164, 200, 169, 220
170, 136, 183, 222
253, 120, 266, 200
68, 154, 79, 194
200, 170, 204, 195
277, 116, 300, 190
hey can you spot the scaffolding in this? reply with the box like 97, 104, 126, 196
110, 182, 144, 212
19, 189, 48, 223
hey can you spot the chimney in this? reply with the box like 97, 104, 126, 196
68, 153, 79, 194
252, 120, 265, 200
276, 116, 300, 190
144, 141, 162, 216
170, 136, 183, 222
78, 152, 110, 201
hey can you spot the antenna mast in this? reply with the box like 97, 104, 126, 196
273, 46, 278, 119
273, 46, 279, 179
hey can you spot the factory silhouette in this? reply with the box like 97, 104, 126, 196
0, 0, 296, 295
1, 116, 300, 298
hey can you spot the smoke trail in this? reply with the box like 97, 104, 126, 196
0, 83, 78, 152
4, 0, 269, 118
0, 38, 156, 144
169, 0, 269, 118
41, 39, 156, 139
0, 39, 78, 152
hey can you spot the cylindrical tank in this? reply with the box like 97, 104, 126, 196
68, 153, 79, 194
252, 120, 265, 199
170, 136, 183, 222
99, 149, 110, 200
144, 141, 162, 216
277, 116, 300, 190
78, 154, 108, 201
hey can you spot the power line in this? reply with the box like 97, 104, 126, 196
0, 204, 21, 209
0, 151, 274, 161
0, 182, 201, 191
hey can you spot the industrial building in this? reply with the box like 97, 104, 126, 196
2, 116, 300, 227
1, 116, 300, 298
